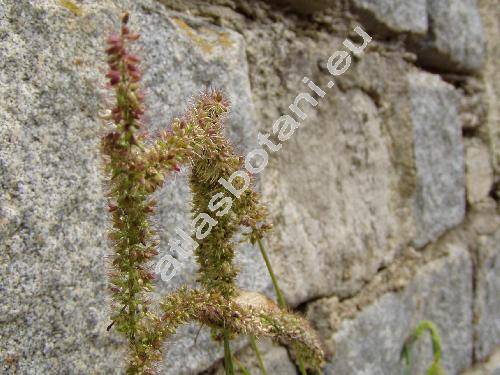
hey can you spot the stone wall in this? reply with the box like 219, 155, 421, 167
0, 0, 498, 373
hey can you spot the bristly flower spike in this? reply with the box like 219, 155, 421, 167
100, 14, 324, 374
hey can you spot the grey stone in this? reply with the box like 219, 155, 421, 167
478, 0, 500, 175
259, 85, 416, 305
308, 244, 473, 375
214, 338, 298, 375
465, 138, 494, 205
0, 1, 272, 374
0, 0, 491, 373
267, 0, 334, 14
457, 77, 488, 131
474, 230, 500, 361
463, 347, 500, 375
241, 36, 419, 305
416, 0, 486, 72
467, 199, 500, 237
350, 0, 427, 35
408, 71, 465, 248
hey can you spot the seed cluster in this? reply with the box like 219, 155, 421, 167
100, 13, 324, 374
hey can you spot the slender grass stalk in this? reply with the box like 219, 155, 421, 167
249, 336, 267, 375
256, 238, 308, 374
298, 359, 307, 375
401, 320, 445, 375
234, 358, 251, 375
257, 238, 286, 308
223, 328, 235, 375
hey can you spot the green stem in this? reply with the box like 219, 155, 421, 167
223, 328, 235, 375
401, 320, 443, 375
249, 336, 267, 375
257, 238, 307, 374
257, 238, 286, 308
298, 359, 307, 375
234, 358, 251, 375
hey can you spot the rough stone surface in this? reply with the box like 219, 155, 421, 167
474, 229, 500, 361
0, 0, 497, 374
0, 1, 272, 374
307, 244, 473, 374
350, 0, 427, 35
268, 0, 334, 14
415, 0, 486, 73
243, 23, 419, 304
457, 77, 488, 131
463, 347, 500, 375
478, 0, 500, 175
408, 71, 465, 247
465, 138, 494, 205
260, 86, 411, 305
213, 338, 297, 375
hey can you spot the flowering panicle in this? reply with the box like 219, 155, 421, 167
159, 288, 324, 369
101, 13, 154, 362
187, 93, 270, 297
100, 13, 323, 374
